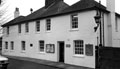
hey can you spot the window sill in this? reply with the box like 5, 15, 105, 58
70, 28, 79, 32
10, 50, 14, 52
21, 51, 26, 53
35, 32, 40, 34
73, 54, 85, 58
25, 32, 29, 35
38, 52, 45, 54
46, 31, 51, 33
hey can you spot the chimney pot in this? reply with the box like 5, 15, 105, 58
30, 8, 33, 13
14, 7, 20, 18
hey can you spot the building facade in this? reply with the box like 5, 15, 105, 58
1, 0, 120, 68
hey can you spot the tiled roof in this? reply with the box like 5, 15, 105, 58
2, 16, 25, 26
2, 0, 108, 27
61, 0, 107, 14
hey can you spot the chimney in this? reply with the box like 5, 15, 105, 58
106, 0, 115, 47
14, 7, 20, 18
45, 0, 63, 8
30, 8, 33, 13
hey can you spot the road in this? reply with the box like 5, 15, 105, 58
7, 58, 61, 69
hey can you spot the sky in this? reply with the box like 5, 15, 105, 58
0, 0, 120, 24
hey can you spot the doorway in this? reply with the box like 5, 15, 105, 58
58, 41, 65, 62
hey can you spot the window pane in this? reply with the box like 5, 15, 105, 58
11, 41, 14, 50
36, 21, 40, 32
74, 40, 84, 55
39, 40, 44, 52
18, 24, 21, 33
46, 19, 51, 31
25, 23, 29, 32
5, 42, 8, 49
71, 14, 78, 29
22, 41, 25, 50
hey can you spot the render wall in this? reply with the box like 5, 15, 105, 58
2, 10, 97, 68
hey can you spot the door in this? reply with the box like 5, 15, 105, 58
58, 41, 64, 62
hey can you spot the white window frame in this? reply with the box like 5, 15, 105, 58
11, 41, 14, 50
7, 27, 9, 35
5, 41, 8, 49
115, 16, 118, 32
71, 14, 78, 29
25, 23, 29, 33
39, 40, 45, 53
46, 19, 51, 31
18, 24, 21, 33
36, 20, 40, 32
74, 40, 84, 56
21, 41, 26, 51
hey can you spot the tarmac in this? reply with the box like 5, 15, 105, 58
4, 55, 94, 69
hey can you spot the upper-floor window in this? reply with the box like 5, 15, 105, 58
11, 41, 14, 50
21, 41, 26, 50
115, 16, 118, 32
25, 23, 29, 33
18, 24, 21, 33
39, 40, 45, 52
74, 40, 84, 55
36, 21, 40, 32
46, 19, 51, 31
5, 42, 8, 49
7, 27, 9, 35
71, 14, 78, 29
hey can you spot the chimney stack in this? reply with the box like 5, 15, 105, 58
106, 0, 115, 47
45, 0, 63, 8
14, 7, 20, 18
30, 8, 33, 13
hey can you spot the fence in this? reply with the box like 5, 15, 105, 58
98, 47, 120, 69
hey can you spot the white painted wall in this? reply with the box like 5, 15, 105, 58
2, 10, 97, 68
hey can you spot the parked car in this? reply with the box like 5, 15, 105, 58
0, 55, 9, 68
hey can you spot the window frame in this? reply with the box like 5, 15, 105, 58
21, 41, 26, 51
73, 40, 84, 56
36, 20, 40, 32
5, 41, 8, 49
25, 22, 29, 33
46, 19, 51, 31
39, 40, 45, 53
11, 41, 14, 50
7, 26, 9, 35
18, 24, 21, 33
115, 16, 118, 32
71, 14, 78, 29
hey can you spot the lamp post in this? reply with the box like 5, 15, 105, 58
94, 0, 102, 69
94, 10, 102, 47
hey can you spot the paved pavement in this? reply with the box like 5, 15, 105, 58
7, 58, 60, 69
4, 55, 94, 69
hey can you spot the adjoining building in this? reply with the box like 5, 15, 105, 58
1, 0, 120, 68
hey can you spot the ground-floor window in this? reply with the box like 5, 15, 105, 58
11, 41, 14, 50
39, 40, 45, 52
21, 41, 26, 51
74, 40, 84, 55
5, 41, 8, 49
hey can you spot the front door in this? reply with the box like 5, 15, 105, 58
58, 41, 64, 62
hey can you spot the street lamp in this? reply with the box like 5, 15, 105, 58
94, 4, 102, 47
94, 0, 102, 69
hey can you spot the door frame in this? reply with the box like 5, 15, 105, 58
57, 41, 65, 62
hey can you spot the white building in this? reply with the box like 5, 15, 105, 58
1, 0, 120, 68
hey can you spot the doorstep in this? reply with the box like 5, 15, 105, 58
4, 55, 94, 69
